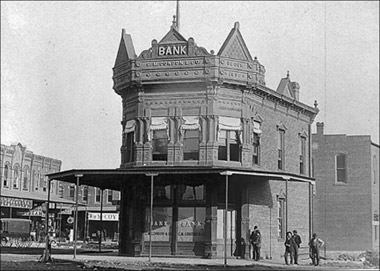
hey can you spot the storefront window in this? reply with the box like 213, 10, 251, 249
177, 207, 205, 242
144, 207, 172, 242
154, 185, 171, 201
179, 185, 204, 201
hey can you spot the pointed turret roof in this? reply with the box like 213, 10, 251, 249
114, 29, 136, 67
217, 22, 253, 61
276, 71, 300, 100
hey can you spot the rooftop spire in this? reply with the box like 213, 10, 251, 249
176, 0, 180, 32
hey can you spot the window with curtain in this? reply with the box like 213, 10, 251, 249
336, 154, 347, 183
252, 121, 262, 165
218, 117, 241, 162
300, 136, 306, 174
183, 130, 199, 160
124, 120, 136, 163
151, 117, 169, 161
3, 164, 9, 187
278, 130, 285, 170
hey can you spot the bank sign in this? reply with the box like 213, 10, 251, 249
88, 212, 119, 221
158, 45, 187, 56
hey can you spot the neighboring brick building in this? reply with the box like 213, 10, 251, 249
312, 122, 379, 252
49, 20, 319, 259
0, 143, 120, 242
1, 143, 64, 239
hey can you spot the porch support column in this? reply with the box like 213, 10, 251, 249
221, 171, 232, 266
74, 174, 83, 259
146, 173, 158, 262
44, 177, 52, 262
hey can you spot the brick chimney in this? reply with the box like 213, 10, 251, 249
316, 122, 324, 135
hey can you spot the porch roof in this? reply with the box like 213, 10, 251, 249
47, 167, 315, 191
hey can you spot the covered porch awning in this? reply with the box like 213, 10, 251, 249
0, 188, 78, 206
46, 167, 315, 190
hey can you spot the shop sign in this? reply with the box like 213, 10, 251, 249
158, 45, 187, 56
88, 212, 119, 221
0, 197, 32, 209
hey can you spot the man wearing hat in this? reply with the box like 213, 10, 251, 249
292, 230, 302, 265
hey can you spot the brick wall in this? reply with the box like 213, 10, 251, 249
312, 126, 375, 251
248, 179, 310, 260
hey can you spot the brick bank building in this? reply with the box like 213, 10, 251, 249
49, 20, 319, 259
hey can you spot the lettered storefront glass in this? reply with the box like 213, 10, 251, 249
144, 207, 172, 242
177, 207, 205, 242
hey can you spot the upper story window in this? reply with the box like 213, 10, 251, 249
278, 129, 285, 170
59, 185, 64, 198
43, 176, 47, 192
35, 172, 40, 191
107, 190, 113, 203
181, 116, 200, 160
150, 117, 169, 161
69, 185, 75, 199
252, 120, 262, 165
218, 117, 242, 162
95, 188, 101, 203
3, 164, 9, 187
13, 165, 19, 189
23, 166, 29, 191
124, 120, 136, 163
336, 153, 347, 183
300, 136, 306, 175
83, 186, 88, 202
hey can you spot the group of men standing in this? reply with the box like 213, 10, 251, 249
248, 226, 325, 266
284, 230, 302, 265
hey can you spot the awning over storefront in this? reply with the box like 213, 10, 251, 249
0, 189, 78, 206
47, 167, 315, 190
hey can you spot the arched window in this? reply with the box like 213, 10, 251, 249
23, 166, 29, 191
336, 154, 347, 183
59, 185, 64, 198
3, 164, 9, 187
13, 166, 19, 189
35, 172, 40, 190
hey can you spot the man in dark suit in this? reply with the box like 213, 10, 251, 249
292, 230, 302, 265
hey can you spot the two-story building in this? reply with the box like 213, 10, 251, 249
48, 20, 318, 259
312, 122, 379, 252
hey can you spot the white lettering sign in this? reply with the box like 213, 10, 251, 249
88, 212, 119, 221
158, 45, 187, 56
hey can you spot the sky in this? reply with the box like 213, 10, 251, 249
1, 1, 379, 170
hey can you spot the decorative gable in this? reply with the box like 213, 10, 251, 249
114, 29, 136, 67
217, 22, 253, 61
159, 28, 187, 44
